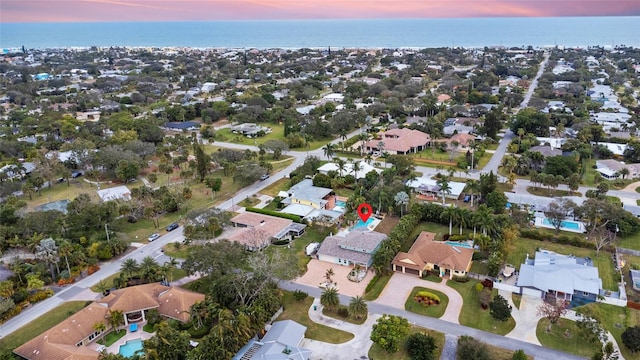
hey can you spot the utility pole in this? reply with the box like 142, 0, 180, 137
105, 223, 110, 243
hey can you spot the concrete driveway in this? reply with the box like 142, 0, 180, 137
500, 290, 544, 345
374, 272, 463, 324
295, 260, 374, 297
302, 297, 380, 360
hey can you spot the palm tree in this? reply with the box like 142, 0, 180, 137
320, 288, 340, 311
394, 191, 410, 216
348, 296, 368, 319
140, 256, 160, 282
335, 157, 347, 177
120, 258, 139, 281
466, 179, 479, 208
58, 239, 74, 277
440, 205, 457, 235
339, 130, 348, 151
325, 268, 335, 284
436, 176, 451, 205
93, 321, 106, 334
352, 161, 361, 178
323, 143, 336, 160
108, 309, 124, 331
620, 167, 630, 180
475, 205, 494, 236
457, 208, 471, 235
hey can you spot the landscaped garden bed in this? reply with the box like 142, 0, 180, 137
405, 287, 449, 318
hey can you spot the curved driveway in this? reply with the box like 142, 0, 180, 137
374, 272, 463, 324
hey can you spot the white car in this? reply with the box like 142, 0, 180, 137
148, 233, 160, 242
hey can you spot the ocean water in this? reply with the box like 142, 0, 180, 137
1, 17, 638, 49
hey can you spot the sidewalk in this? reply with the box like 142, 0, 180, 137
302, 297, 379, 360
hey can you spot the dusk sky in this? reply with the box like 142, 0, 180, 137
2, 0, 640, 23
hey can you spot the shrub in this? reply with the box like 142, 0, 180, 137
489, 294, 512, 321
414, 291, 441, 305
452, 276, 470, 283
457, 336, 490, 360
245, 207, 304, 223
407, 332, 437, 360
28, 289, 54, 303
366, 275, 379, 293
622, 325, 640, 353
293, 290, 308, 301
337, 307, 350, 318
511, 349, 528, 360
87, 265, 100, 275
475, 283, 484, 292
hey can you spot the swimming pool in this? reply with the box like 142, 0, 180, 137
542, 218, 580, 230
352, 217, 375, 230
119, 339, 143, 358
444, 241, 472, 248
336, 200, 347, 207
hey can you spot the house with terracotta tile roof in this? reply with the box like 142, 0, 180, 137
14, 284, 204, 360
365, 128, 431, 155
391, 232, 474, 278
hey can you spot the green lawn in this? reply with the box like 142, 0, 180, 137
574, 302, 640, 360
536, 318, 599, 358
277, 291, 354, 343
363, 274, 392, 301
238, 196, 261, 208
505, 237, 620, 291
259, 178, 291, 197
162, 242, 192, 259
90, 272, 122, 292
447, 280, 516, 335
0, 301, 89, 351
97, 329, 126, 346
512, 294, 522, 309
215, 124, 328, 150
368, 326, 445, 360
265, 226, 332, 276
322, 304, 367, 325
619, 232, 640, 251
526, 186, 576, 198
404, 287, 449, 318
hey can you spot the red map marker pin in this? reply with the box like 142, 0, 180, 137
357, 203, 373, 223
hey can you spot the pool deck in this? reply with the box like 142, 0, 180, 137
97, 325, 154, 355
534, 217, 585, 233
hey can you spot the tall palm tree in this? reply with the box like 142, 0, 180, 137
352, 161, 361, 178
58, 239, 74, 277
323, 143, 336, 160
335, 157, 347, 177
457, 208, 471, 235
394, 191, 410, 217
440, 205, 457, 236
108, 310, 124, 331
320, 288, 340, 311
120, 258, 139, 281
436, 177, 451, 205
475, 205, 494, 236
348, 296, 368, 319
466, 179, 479, 208
140, 256, 160, 282
339, 130, 348, 151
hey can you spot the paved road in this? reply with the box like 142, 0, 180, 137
0, 227, 185, 339
280, 282, 585, 360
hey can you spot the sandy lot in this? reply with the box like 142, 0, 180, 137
295, 259, 374, 297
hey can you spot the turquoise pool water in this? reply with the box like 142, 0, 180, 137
542, 218, 580, 230
119, 339, 143, 357
445, 241, 472, 248
336, 200, 347, 207
352, 217, 375, 230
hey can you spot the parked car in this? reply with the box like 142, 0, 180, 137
148, 233, 160, 242
71, 171, 84, 178
166, 222, 179, 231
260, 173, 270, 181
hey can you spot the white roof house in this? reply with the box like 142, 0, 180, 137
317, 161, 380, 179
97, 185, 131, 202
517, 249, 602, 300
406, 177, 466, 199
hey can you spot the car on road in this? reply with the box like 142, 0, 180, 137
166, 222, 179, 231
260, 173, 270, 181
148, 233, 160, 242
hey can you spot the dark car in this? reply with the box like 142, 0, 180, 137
166, 222, 179, 231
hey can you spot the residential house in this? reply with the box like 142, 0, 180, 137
14, 284, 204, 360
391, 232, 474, 278
516, 249, 602, 304
443, 117, 481, 136
97, 185, 131, 202
76, 111, 101, 122
0, 162, 35, 180
528, 145, 562, 158
316, 231, 387, 270
233, 320, 311, 360
281, 179, 333, 210
164, 121, 200, 131
230, 123, 272, 137
317, 161, 380, 179
229, 212, 306, 250
365, 128, 431, 155
405, 177, 466, 200
446, 133, 477, 150
593, 142, 627, 157
596, 159, 640, 179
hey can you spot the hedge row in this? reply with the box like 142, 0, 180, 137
371, 213, 421, 274
519, 228, 607, 250
245, 207, 305, 223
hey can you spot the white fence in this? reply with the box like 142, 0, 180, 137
493, 282, 521, 293
598, 297, 627, 307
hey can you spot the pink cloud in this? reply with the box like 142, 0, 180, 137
1, 0, 639, 22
